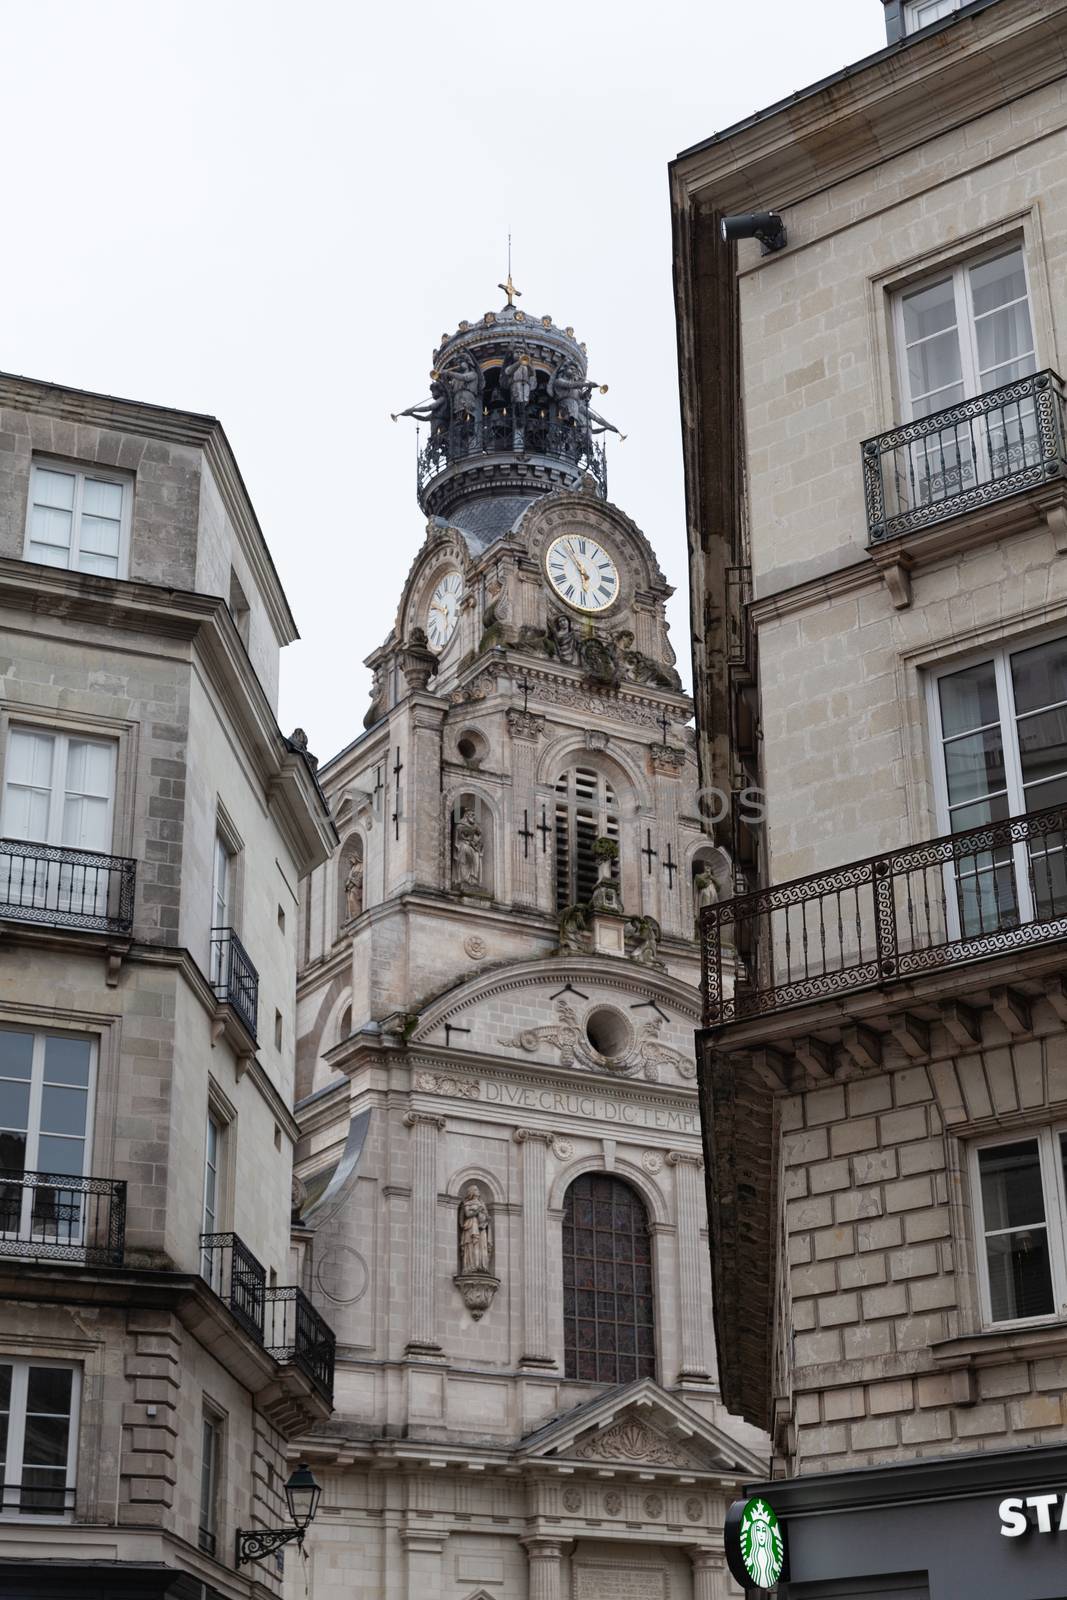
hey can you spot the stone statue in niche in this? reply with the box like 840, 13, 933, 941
344, 855, 364, 921
453, 808, 484, 888
441, 353, 484, 420
454, 1183, 500, 1321
500, 349, 537, 408
459, 1185, 492, 1274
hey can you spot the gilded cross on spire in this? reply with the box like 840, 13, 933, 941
498, 272, 521, 307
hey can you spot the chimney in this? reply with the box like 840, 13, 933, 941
882, 0, 905, 43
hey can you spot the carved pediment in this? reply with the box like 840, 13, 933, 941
571, 1418, 703, 1470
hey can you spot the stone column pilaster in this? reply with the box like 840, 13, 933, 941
521, 1538, 565, 1600
506, 708, 546, 909
668, 1151, 712, 1381
401, 1528, 447, 1600
410, 697, 447, 890
688, 1546, 727, 1600
515, 1128, 555, 1368
404, 1112, 445, 1354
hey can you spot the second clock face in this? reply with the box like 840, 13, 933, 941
426, 571, 463, 651
545, 535, 619, 613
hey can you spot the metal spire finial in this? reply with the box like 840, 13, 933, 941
499, 232, 521, 307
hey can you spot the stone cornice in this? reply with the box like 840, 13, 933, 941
0, 559, 335, 873
670, 0, 1067, 212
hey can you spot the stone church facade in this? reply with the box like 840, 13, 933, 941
290, 290, 766, 1600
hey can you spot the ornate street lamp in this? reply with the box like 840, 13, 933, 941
235, 1462, 322, 1567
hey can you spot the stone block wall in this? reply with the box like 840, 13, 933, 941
776, 993, 1067, 1472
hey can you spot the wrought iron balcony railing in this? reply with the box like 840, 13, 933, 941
0, 1169, 126, 1267
199, 1234, 337, 1398
417, 414, 607, 498
701, 802, 1067, 1028
1, 1481, 76, 1517
264, 1285, 337, 1401
199, 1231, 266, 1341
862, 369, 1067, 545
0, 838, 135, 936
210, 926, 259, 1041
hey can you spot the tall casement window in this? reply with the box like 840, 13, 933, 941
897, 247, 1035, 419
200, 1112, 224, 1289
928, 633, 1067, 934
198, 1406, 223, 1554
1, 728, 117, 918
0, 1360, 79, 1518
562, 1175, 655, 1383
0, 1030, 93, 1250
895, 248, 1037, 508
24, 461, 131, 579
554, 767, 619, 911
210, 829, 235, 985
971, 1130, 1067, 1326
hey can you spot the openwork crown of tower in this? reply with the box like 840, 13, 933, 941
393, 280, 622, 524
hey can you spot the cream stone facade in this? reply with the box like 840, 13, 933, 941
673, 1, 1067, 1590
0, 375, 337, 1597
290, 293, 766, 1600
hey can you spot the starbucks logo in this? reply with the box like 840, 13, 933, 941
739, 1499, 784, 1589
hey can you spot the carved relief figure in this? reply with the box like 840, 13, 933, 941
344, 854, 364, 921
453, 807, 484, 887
458, 1185, 492, 1275
628, 914, 663, 968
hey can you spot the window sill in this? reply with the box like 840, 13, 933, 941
930, 1321, 1067, 1371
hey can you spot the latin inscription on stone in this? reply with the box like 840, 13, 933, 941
574, 1564, 668, 1600
482, 1080, 697, 1135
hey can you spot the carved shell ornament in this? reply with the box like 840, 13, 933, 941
574, 1420, 690, 1468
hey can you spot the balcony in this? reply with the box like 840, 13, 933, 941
265, 1285, 337, 1401
210, 926, 259, 1041
199, 1230, 266, 1341
199, 1232, 337, 1401
0, 839, 135, 936
0, 1170, 126, 1267
701, 802, 1067, 1028
861, 369, 1067, 546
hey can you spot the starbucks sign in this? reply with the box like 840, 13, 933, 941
725, 1495, 786, 1591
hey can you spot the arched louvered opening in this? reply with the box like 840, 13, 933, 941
562, 1174, 655, 1383
554, 767, 619, 911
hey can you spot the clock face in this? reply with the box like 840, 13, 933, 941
426, 571, 463, 651
545, 534, 619, 613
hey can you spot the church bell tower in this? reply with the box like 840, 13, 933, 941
292, 282, 763, 1600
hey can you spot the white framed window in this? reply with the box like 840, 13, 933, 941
0, 1029, 95, 1250
209, 828, 237, 986
554, 767, 620, 911
198, 1404, 223, 1555
904, 0, 961, 32
1, 727, 117, 920
1, 728, 116, 852
896, 246, 1036, 420
971, 1128, 1067, 1327
927, 632, 1067, 934
0, 1359, 79, 1519
24, 461, 131, 580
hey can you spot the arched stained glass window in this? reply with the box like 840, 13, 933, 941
554, 767, 619, 911
562, 1174, 655, 1383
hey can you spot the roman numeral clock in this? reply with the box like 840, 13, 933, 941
545, 534, 619, 613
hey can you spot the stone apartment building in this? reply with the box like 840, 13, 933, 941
672, 0, 1067, 1593
0, 374, 338, 1597
288, 288, 767, 1600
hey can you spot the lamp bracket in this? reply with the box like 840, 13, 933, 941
235, 1525, 305, 1567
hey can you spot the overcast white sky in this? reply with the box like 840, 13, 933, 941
2, 0, 883, 761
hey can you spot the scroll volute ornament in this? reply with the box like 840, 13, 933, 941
454, 1182, 500, 1321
